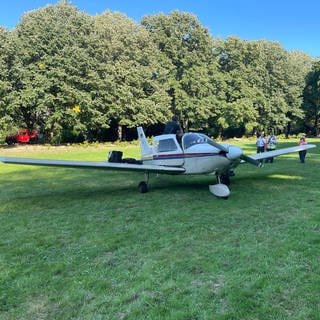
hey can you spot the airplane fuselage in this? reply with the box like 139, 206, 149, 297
141, 133, 240, 175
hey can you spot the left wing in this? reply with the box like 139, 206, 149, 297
244, 144, 316, 162
0, 157, 185, 174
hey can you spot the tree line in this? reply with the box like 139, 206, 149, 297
0, 0, 319, 143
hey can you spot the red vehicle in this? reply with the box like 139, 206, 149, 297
5, 129, 38, 145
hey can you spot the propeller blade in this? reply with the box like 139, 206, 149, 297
240, 154, 261, 166
207, 139, 229, 153
207, 138, 245, 161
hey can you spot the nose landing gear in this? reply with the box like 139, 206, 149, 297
208, 171, 233, 199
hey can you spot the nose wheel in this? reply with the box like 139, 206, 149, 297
208, 173, 231, 198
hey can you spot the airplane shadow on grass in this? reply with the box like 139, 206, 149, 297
1, 166, 220, 202
1, 161, 310, 204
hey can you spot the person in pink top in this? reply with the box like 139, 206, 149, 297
298, 137, 307, 163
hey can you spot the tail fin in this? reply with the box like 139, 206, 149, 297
137, 127, 152, 158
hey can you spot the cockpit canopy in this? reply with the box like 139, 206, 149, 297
182, 133, 214, 150
153, 132, 219, 154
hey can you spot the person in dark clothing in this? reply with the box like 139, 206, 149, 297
163, 115, 183, 136
298, 137, 307, 163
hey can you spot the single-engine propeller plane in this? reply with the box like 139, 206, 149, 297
0, 127, 316, 198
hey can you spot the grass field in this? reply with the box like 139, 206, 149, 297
0, 139, 319, 320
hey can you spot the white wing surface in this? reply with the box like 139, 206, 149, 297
245, 144, 316, 162
0, 157, 185, 174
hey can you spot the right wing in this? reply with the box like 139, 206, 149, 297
0, 157, 185, 174
243, 144, 316, 165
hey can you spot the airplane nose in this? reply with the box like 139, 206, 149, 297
226, 146, 243, 160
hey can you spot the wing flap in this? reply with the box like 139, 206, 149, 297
0, 157, 185, 174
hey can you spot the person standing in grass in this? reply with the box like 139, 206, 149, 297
256, 132, 266, 165
265, 132, 278, 163
298, 137, 308, 163
256, 132, 266, 153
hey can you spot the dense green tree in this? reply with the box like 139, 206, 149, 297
284, 51, 313, 136
142, 11, 225, 133
214, 37, 260, 135
0, 27, 15, 134
215, 38, 309, 136
9, 1, 100, 141
255, 41, 292, 133
94, 11, 171, 140
0, 2, 317, 142
303, 60, 320, 135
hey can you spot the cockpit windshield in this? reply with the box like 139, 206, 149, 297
182, 133, 214, 150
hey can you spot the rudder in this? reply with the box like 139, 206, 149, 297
137, 127, 152, 158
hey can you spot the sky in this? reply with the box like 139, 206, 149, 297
0, 0, 319, 57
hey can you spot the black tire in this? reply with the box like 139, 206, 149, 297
138, 181, 148, 193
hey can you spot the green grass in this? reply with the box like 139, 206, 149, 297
0, 139, 320, 319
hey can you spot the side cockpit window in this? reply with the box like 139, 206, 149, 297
183, 133, 200, 149
183, 133, 208, 150
156, 138, 178, 152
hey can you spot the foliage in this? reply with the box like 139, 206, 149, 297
0, 27, 15, 134
142, 11, 225, 132
303, 59, 320, 135
214, 38, 313, 136
0, 1, 318, 141
8, 2, 99, 141
93, 11, 171, 139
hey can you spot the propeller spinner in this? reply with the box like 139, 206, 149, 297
208, 138, 260, 166
208, 139, 243, 161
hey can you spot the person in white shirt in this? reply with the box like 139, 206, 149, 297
256, 133, 266, 153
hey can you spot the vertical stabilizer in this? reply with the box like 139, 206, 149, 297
137, 127, 152, 158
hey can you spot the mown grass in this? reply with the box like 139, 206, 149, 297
0, 139, 319, 320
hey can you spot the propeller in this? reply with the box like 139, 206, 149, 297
207, 139, 229, 153
208, 139, 243, 161
207, 137, 260, 165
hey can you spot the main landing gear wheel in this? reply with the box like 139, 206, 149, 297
138, 181, 148, 193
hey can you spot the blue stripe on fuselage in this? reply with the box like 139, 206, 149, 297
153, 152, 220, 160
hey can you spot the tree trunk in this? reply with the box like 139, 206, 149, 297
117, 125, 123, 141
314, 114, 319, 137
285, 122, 291, 139
182, 118, 189, 133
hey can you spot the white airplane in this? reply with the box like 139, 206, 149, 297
0, 127, 316, 198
